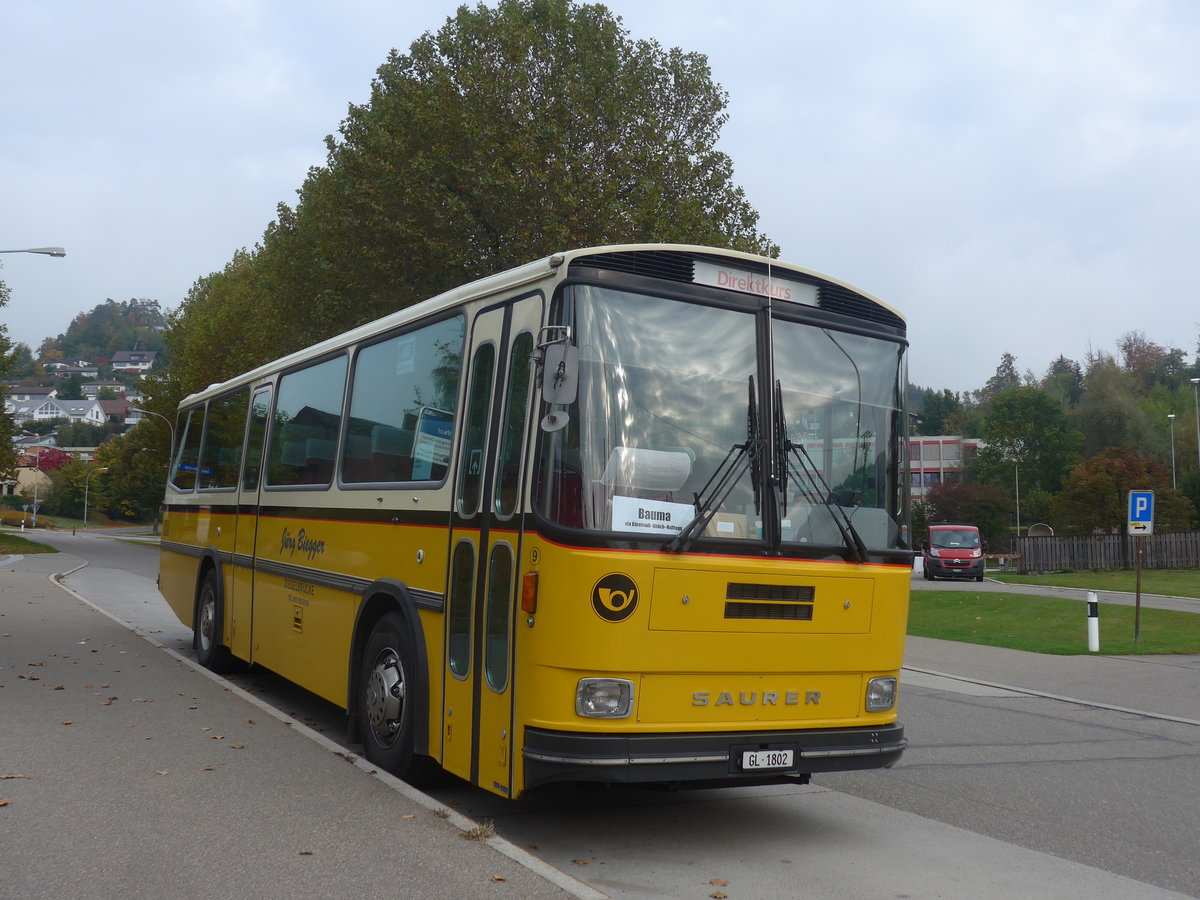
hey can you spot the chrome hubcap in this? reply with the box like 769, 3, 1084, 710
365, 649, 405, 746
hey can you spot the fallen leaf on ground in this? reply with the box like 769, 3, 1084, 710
572, 859, 592, 866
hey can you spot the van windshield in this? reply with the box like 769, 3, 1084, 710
931, 529, 979, 549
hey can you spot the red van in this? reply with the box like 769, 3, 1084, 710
922, 523, 985, 581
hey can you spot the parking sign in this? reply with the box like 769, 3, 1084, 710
1127, 490, 1154, 535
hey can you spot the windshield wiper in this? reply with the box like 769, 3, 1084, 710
775, 381, 868, 563
667, 377, 762, 553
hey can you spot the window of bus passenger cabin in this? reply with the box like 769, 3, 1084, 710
242, 389, 271, 491
342, 316, 464, 485
198, 389, 249, 490
494, 332, 533, 518
266, 356, 347, 487
170, 407, 203, 491
458, 342, 496, 515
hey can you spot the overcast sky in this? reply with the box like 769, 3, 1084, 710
3, 0, 1197, 393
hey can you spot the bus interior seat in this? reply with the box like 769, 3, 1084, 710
306, 438, 336, 484
371, 425, 414, 482
342, 432, 374, 483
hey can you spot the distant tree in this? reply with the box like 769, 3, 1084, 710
0, 268, 18, 480
1076, 355, 1152, 455
976, 352, 1022, 406
55, 421, 107, 447
1042, 355, 1083, 408
973, 386, 1082, 494
95, 430, 166, 522
915, 388, 962, 435
163, 0, 774, 401
923, 480, 1012, 550
1052, 447, 1195, 537
44, 298, 166, 364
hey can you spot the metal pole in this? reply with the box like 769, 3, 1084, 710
1192, 378, 1200, 470
1134, 536, 1143, 644
1168, 414, 1176, 489
1014, 462, 1021, 538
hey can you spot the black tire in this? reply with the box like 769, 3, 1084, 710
357, 611, 434, 782
923, 569, 934, 581
975, 575, 984, 582
195, 571, 235, 673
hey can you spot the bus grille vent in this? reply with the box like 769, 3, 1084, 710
725, 583, 815, 621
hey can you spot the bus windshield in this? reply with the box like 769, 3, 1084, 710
535, 283, 908, 553
537, 284, 757, 537
774, 319, 907, 552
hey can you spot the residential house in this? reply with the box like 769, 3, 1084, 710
110, 350, 158, 377
83, 379, 129, 400
5, 397, 106, 427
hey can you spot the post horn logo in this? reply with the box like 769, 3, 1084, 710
592, 573, 638, 622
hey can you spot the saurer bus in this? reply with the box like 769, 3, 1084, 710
158, 244, 912, 798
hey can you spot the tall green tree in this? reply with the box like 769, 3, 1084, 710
973, 386, 1082, 494
914, 388, 962, 435
1076, 354, 1152, 456
0, 267, 19, 482
163, 0, 773, 402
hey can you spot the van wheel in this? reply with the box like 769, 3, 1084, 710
357, 612, 435, 783
196, 571, 235, 673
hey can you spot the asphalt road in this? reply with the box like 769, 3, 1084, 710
13, 529, 1198, 899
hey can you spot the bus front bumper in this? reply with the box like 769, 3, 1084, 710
522, 723, 906, 792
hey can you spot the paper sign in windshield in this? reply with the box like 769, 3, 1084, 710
612, 495, 695, 535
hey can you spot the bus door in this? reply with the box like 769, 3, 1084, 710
227, 386, 271, 662
443, 295, 541, 796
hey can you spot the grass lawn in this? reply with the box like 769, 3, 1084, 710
909, 590, 1200, 655
0, 530, 58, 554
989, 569, 1200, 600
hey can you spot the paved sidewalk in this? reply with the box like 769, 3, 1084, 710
0, 561, 588, 900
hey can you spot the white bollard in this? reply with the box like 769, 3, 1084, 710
1087, 590, 1100, 652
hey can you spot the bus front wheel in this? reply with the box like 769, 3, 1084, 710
358, 612, 431, 782
195, 571, 234, 673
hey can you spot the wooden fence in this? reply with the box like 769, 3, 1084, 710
1014, 531, 1200, 573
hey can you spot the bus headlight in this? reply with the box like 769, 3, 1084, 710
576, 678, 634, 718
866, 676, 897, 712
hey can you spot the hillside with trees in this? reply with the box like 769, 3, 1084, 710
911, 331, 1200, 548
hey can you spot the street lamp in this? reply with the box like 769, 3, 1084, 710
1167, 414, 1176, 489
83, 466, 109, 529
0, 246, 67, 257
132, 407, 176, 458
1192, 378, 1200, 470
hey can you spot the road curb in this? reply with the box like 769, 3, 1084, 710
47, 565, 608, 900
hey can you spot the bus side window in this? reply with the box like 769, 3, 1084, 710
265, 355, 347, 488
242, 389, 271, 492
458, 342, 496, 515
197, 389, 249, 490
170, 407, 203, 492
343, 316, 465, 485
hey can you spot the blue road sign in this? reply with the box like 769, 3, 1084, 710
1127, 490, 1154, 535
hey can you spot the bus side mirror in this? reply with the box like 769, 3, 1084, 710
541, 343, 578, 406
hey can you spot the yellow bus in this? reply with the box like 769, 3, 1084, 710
159, 244, 911, 798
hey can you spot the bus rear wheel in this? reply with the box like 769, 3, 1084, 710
195, 571, 234, 673
358, 612, 432, 782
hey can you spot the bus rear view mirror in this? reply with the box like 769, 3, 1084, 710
541, 342, 579, 406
